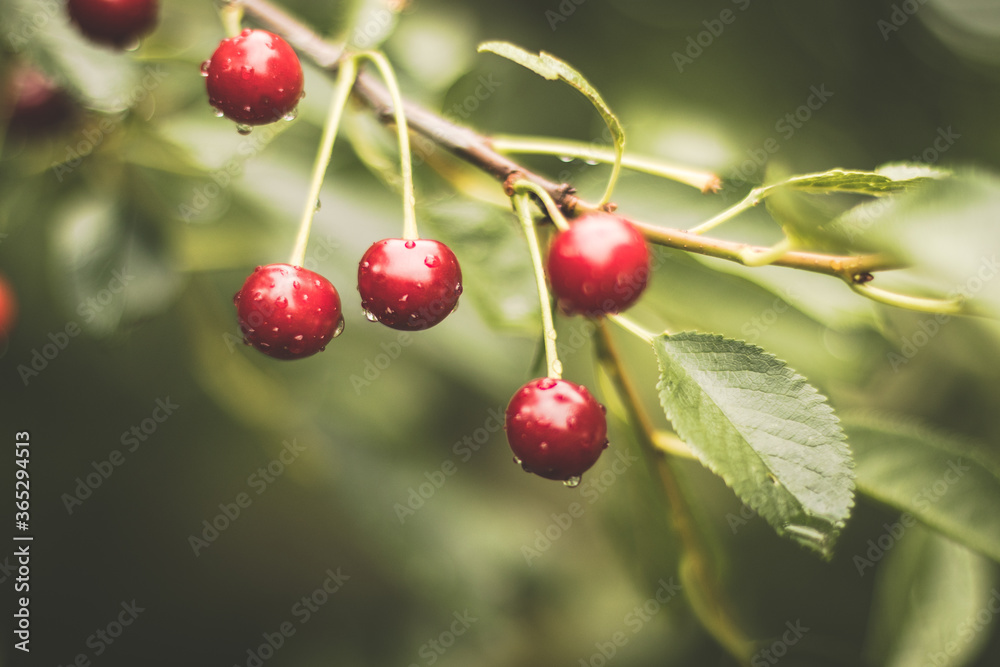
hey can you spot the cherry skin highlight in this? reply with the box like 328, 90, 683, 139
505, 377, 608, 482
546, 212, 651, 317
357, 238, 463, 331
234, 264, 343, 360
205, 29, 304, 125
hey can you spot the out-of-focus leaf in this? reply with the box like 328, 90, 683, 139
864, 525, 996, 667
844, 414, 1000, 564
654, 331, 854, 558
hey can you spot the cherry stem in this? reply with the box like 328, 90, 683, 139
513, 193, 563, 379
492, 135, 721, 193
594, 322, 753, 665
607, 314, 656, 343
219, 3, 245, 37
356, 51, 418, 241
289, 57, 358, 267
511, 180, 570, 232
850, 282, 976, 316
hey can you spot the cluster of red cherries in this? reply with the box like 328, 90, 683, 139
22, 0, 655, 486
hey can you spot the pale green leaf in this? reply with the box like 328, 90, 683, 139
844, 414, 1000, 564
477, 41, 625, 203
654, 332, 854, 558
771, 163, 948, 196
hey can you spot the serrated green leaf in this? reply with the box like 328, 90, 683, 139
653, 332, 854, 557
843, 414, 1000, 564
477, 41, 624, 204
772, 163, 948, 196
864, 525, 996, 667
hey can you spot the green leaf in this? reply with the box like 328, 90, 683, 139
653, 332, 854, 558
864, 525, 997, 667
477, 41, 625, 204
771, 163, 948, 197
843, 414, 1000, 564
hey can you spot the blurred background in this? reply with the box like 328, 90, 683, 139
2, 0, 1000, 665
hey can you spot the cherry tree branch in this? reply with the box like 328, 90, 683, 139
236, 0, 903, 287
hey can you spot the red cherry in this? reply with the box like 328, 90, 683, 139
0, 273, 18, 340
357, 238, 463, 331
233, 264, 343, 360
546, 212, 651, 317
66, 0, 159, 49
505, 378, 608, 482
204, 29, 304, 126
5, 66, 76, 136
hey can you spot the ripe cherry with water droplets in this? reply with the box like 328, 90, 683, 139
233, 264, 343, 360
357, 238, 463, 331
505, 377, 608, 482
204, 29, 304, 126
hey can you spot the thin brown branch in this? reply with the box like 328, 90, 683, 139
237, 0, 905, 286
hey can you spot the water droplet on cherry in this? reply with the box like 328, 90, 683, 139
563, 476, 582, 488
404, 240, 416, 249
236, 124, 252, 135
424, 255, 439, 268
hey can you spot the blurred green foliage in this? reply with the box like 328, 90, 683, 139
2, 0, 1000, 665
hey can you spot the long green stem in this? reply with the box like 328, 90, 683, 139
594, 322, 752, 665
688, 186, 768, 235
511, 180, 570, 231
492, 135, 721, 193
289, 57, 357, 267
513, 194, 562, 379
849, 282, 973, 316
356, 51, 418, 240
607, 313, 655, 343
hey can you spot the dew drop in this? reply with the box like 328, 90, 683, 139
399, 294, 409, 303
546, 329, 557, 341
332, 317, 346, 338
292, 281, 300, 289
563, 476, 582, 488
584, 159, 599, 166
240, 28, 252, 37
314, 198, 321, 211
424, 255, 439, 268
582, 282, 596, 295
551, 360, 563, 376
599, 404, 607, 414
404, 240, 416, 249
271, 327, 280, 333
252, 291, 264, 302
236, 124, 253, 135
364, 309, 378, 322
558, 156, 573, 163
274, 297, 288, 309
360, 261, 370, 270
200, 60, 211, 76
123, 38, 141, 52
567, 416, 577, 428
512, 455, 522, 465
538, 378, 558, 390
283, 107, 299, 122
601, 439, 610, 450
293, 334, 304, 341
213, 108, 225, 118
240, 65, 254, 80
